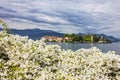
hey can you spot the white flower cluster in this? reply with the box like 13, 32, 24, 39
0, 31, 120, 80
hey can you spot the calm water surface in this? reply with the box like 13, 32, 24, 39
46, 42, 120, 54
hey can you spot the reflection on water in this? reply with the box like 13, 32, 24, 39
46, 42, 120, 54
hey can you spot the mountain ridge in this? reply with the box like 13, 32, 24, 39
0, 28, 119, 42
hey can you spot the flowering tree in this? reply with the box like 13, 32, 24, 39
0, 30, 120, 80
0, 20, 120, 80
0, 20, 8, 32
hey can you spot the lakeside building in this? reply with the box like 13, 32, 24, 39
41, 36, 64, 42
64, 37, 73, 42
41, 36, 73, 43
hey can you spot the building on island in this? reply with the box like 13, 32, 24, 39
41, 36, 64, 42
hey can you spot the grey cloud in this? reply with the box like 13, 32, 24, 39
0, 0, 120, 38
0, 5, 16, 13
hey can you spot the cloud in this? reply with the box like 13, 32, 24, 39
0, 0, 120, 38
0, 5, 16, 13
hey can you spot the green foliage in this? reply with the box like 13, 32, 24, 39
64, 34, 110, 43
82, 34, 91, 42
64, 33, 75, 38
0, 20, 9, 33
64, 33, 83, 43
93, 35, 99, 42
0, 46, 10, 61
73, 35, 83, 42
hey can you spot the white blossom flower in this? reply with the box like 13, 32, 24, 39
0, 31, 120, 80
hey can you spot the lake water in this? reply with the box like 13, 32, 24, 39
46, 42, 120, 54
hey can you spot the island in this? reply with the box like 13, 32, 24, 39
41, 33, 112, 43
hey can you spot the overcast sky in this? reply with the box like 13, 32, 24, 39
0, 0, 120, 38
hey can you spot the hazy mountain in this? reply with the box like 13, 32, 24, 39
0, 28, 119, 42
77, 33, 84, 36
94, 34, 120, 42
0, 28, 64, 40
